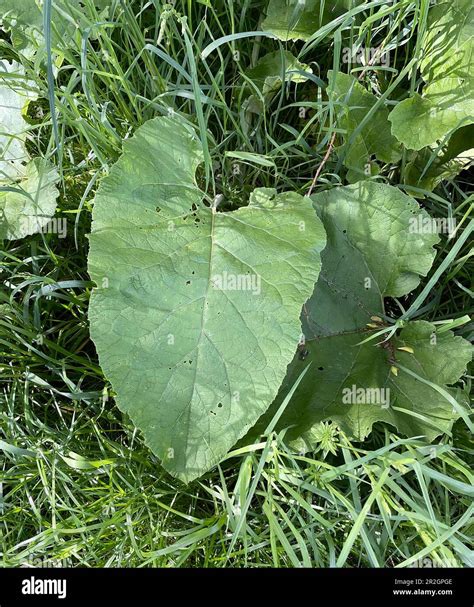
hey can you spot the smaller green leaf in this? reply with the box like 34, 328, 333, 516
0, 0, 44, 57
0, 158, 60, 240
242, 51, 311, 114
262, 0, 362, 41
0, 0, 113, 58
389, 0, 474, 150
303, 182, 439, 339
404, 125, 474, 192
0, 59, 37, 179
0, 60, 59, 240
266, 322, 471, 448
327, 71, 401, 182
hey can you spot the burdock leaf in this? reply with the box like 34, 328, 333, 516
0, 158, 60, 240
0, 0, 113, 57
242, 51, 312, 114
262, 0, 363, 41
0, 0, 44, 57
88, 116, 326, 482
0, 59, 37, 179
273, 322, 472, 449
328, 71, 402, 182
0, 60, 58, 240
404, 125, 474, 193
251, 182, 472, 447
389, 0, 474, 150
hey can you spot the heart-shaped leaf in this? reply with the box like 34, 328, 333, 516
88, 116, 326, 481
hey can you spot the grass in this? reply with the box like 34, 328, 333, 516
2, 387, 473, 567
0, 0, 473, 568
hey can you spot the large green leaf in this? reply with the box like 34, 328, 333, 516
389, 0, 474, 150
88, 116, 326, 482
262, 0, 362, 41
251, 182, 471, 446
328, 71, 402, 182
